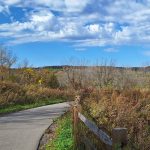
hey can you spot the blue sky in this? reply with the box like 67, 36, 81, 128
0, 0, 150, 67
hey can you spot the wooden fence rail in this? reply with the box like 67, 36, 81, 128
72, 96, 128, 150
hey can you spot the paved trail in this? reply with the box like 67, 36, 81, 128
0, 102, 70, 150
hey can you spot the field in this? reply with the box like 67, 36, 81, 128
59, 64, 150, 149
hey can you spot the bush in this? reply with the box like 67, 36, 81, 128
0, 81, 74, 107
0, 81, 27, 105
82, 88, 150, 149
25, 85, 74, 101
47, 73, 60, 88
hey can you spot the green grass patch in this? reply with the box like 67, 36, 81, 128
0, 99, 65, 115
46, 113, 73, 150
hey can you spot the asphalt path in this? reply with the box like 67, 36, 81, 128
0, 102, 70, 150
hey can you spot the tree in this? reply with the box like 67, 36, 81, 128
0, 46, 17, 80
93, 59, 116, 88
18, 58, 30, 69
0, 46, 17, 68
63, 58, 89, 90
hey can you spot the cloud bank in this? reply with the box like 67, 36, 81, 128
0, 0, 150, 47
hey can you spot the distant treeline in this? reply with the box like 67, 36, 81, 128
34, 65, 150, 72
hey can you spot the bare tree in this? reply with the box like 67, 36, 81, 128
93, 59, 116, 88
0, 46, 17, 80
0, 46, 17, 68
18, 58, 30, 69
63, 58, 89, 90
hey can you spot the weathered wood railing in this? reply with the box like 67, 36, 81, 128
72, 96, 128, 150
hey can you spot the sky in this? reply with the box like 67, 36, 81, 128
0, 0, 150, 67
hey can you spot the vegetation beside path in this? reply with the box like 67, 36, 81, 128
46, 113, 73, 150
0, 98, 65, 115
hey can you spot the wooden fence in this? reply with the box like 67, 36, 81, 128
72, 96, 128, 150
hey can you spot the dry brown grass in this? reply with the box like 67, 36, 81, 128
82, 88, 150, 149
0, 81, 74, 106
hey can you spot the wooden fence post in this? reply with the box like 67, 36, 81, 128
112, 128, 127, 149
73, 105, 78, 149
73, 95, 81, 149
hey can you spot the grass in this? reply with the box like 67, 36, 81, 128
0, 98, 65, 115
46, 113, 73, 150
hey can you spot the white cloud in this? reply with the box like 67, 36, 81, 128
65, 0, 90, 12
104, 22, 115, 33
87, 24, 101, 34
104, 48, 118, 53
31, 0, 65, 11
3, 0, 21, 5
143, 51, 150, 56
29, 10, 58, 31
75, 48, 86, 51
114, 27, 132, 43
0, 5, 4, 12
31, 13, 53, 23
0, 5, 9, 13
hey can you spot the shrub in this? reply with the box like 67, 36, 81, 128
25, 85, 74, 102
0, 81, 74, 107
82, 89, 150, 149
47, 73, 60, 88
0, 81, 27, 105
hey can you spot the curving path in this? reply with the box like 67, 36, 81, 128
0, 102, 70, 150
